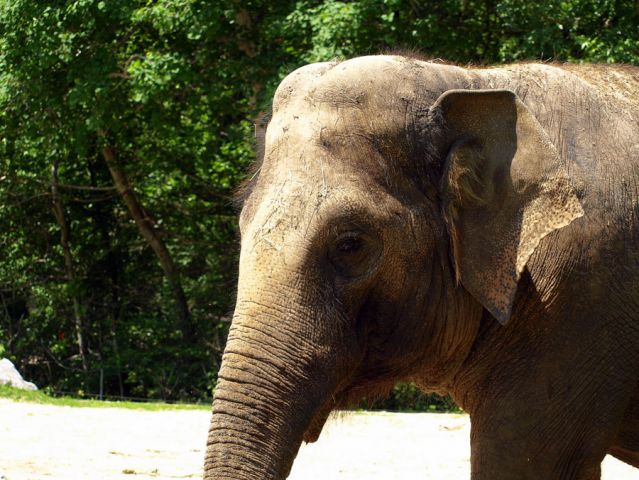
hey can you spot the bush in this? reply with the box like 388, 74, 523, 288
365, 383, 460, 413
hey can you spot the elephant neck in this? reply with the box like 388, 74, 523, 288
447, 269, 546, 415
413, 260, 485, 393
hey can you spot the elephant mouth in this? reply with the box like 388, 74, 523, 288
303, 399, 335, 443
302, 383, 352, 443
302, 376, 396, 443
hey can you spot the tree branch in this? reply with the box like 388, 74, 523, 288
98, 129, 193, 343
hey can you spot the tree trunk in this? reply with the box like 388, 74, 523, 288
51, 158, 89, 378
97, 130, 193, 343
86, 156, 124, 398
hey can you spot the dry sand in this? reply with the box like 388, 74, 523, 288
0, 399, 636, 479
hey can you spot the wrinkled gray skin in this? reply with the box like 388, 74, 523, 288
204, 56, 639, 479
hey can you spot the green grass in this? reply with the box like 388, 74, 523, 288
0, 385, 211, 411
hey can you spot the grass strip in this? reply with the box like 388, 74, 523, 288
0, 385, 211, 411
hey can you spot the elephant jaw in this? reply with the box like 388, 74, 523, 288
302, 373, 363, 443
301, 376, 388, 443
303, 397, 335, 443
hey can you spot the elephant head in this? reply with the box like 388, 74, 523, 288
204, 56, 583, 479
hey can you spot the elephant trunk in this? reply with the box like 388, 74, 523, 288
204, 300, 336, 480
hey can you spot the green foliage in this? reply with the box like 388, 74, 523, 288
364, 383, 461, 413
0, 0, 247, 401
0, 0, 637, 407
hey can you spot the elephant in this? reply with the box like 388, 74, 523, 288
204, 55, 639, 479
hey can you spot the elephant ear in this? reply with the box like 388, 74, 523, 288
432, 89, 584, 325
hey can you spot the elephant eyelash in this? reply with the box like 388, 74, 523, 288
335, 233, 364, 254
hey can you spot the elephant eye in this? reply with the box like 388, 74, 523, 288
328, 231, 382, 281
335, 234, 363, 254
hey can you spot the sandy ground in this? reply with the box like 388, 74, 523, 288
0, 399, 637, 479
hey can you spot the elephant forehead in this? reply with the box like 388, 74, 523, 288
265, 56, 472, 172
245, 175, 367, 232
261, 109, 411, 197
273, 55, 418, 112
264, 109, 405, 163
268, 60, 414, 142
264, 74, 418, 176
273, 55, 471, 116
241, 172, 401, 254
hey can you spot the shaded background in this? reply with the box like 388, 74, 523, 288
1, 0, 637, 405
